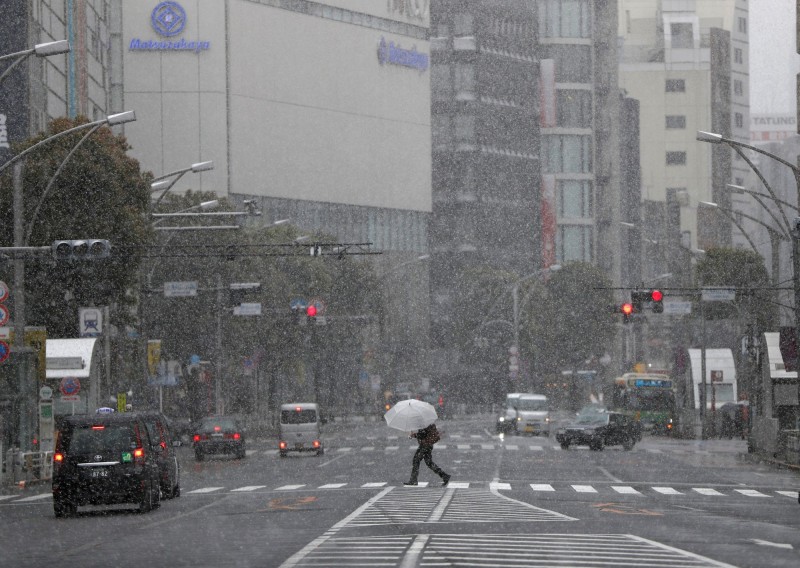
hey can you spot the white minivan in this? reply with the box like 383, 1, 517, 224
496, 393, 551, 436
278, 402, 324, 457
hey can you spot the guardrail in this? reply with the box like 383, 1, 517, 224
1, 449, 53, 487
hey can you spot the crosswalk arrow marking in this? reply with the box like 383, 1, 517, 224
751, 539, 793, 550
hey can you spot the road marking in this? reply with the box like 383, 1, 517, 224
505, 444, 519, 450
402, 482, 429, 487
316, 453, 346, 467
360, 446, 374, 452
751, 539, 793, 549
652, 487, 683, 495
598, 466, 622, 483
571, 485, 597, 493
400, 534, 429, 568
265, 496, 317, 511
552, 445, 562, 450
385, 445, 399, 451
776, 490, 798, 498
593, 502, 661, 516
646, 448, 663, 453
530, 484, 555, 491
470, 435, 483, 439
530, 445, 543, 451
480, 444, 494, 449
187, 487, 224, 494
336, 447, 352, 452
489, 482, 511, 491
612, 486, 641, 495
361, 482, 387, 488
437, 444, 448, 449
276, 484, 306, 491
318, 483, 347, 489
231, 485, 266, 492
14, 493, 52, 502
428, 488, 456, 521
447, 482, 470, 489
0, 496, 15, 501
457, 444, 470, 450
693, 487, 724, 496
735, 489, 770, 497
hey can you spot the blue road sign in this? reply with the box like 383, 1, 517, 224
0, 340, 9, 364
290, 297, 307, 309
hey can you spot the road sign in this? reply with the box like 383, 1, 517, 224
79, 307, 103, 337
308, 297, 326, 315
0, 340, 9, 363
290, 297, 307, 309
39, 385, 53, 400
702, 287, 735, 302
0, 281, 8, 303
663, 301, 692, 315
234, 302, 262, 316
164, 281, 198, 297
711, 370, 724, 382
0, 305, 9, 326
60, 377, 81, 396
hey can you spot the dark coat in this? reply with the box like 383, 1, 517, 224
413, 424, 439, 446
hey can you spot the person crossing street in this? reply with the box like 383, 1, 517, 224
404, 423, 450, 486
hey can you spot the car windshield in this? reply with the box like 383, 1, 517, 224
68, 425, 137, 454
575, 414, 609, 426
281, 410, 317, 424
197, 418, 237, 432
515, 399, 548, 411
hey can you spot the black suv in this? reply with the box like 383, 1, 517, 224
52, 413, 162, 517
139, 411, 181, 498
556, 411, 641, 451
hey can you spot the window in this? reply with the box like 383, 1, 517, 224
543, 135, 592, 173
454, 115, 475, 142
431, 64, 452, 101
734, 79, 743, 96
666, 79, 685, 92
558, 180, 593, 218
432, 115, 452, 151
454, 63, 475, 93
665, 115, 686, 129
666, 151, 687, 165
734, 48, 743, 64
735, 113, 744, 128
538, 0, 591, 38
540, 45, 592, 83
557, 225, 593, 262
738, 17, 747, 34
670, 23, 693, 48
557, 90, 592, 128
454, 13, 473, 35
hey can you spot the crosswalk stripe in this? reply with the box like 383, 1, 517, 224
530, 484, 555, 492
480, 444, 494, 450
505, 445, 519, 450
337, 447, 352, 453
361, 482, 387, 488
489, 482, 511, 490
231, 486, 266, 492
447, 482, 470, 489
457, 444, 470, 450
469, 435, 482, 439
187, 487, 224, 494
735, 489, 770, 497
776, 490, 797, 498
385, 445, 399, 451
652, 487, 683, 495
530, 446, 543, 451
402, 482, 429, 487
552, 445, 562, 450
693, 487, 724, 496
264, 450, 279, 455
14, 493, 52, 502
318, 483, 347, 489
437, 444, 448, 449
612, 486, 641, 495
0, 496, 16, 501
361, 446, 374, 452
276, 484, 305, 491
571, 485, 597, 493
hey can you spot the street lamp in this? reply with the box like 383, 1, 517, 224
0, 40, 70, 84
150, 160, 214, 205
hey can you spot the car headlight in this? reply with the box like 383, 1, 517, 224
516, 417, 522, 421
498, 417, 505, 422
545, 417, 551, 422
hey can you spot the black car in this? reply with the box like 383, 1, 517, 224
139, 411, 181, 498
556, 411, 641, 451
192, 416, 246, 461
52, 413, 162, 517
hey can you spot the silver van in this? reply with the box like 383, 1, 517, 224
496, 393, 551, 436
278, 402, 324, 457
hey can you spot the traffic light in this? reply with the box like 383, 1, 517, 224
650, 289, 664, 313
620, 302, 634, 323
52, 239, 111, 261
306, 304, 317, 321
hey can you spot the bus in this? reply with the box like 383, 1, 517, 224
612, 373, 678, 435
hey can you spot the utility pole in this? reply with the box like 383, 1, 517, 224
215, 272, 223, 415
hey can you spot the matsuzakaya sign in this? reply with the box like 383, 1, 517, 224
129, 1, 210, 54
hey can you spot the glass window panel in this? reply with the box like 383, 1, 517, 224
432, 64, 452, 101
671, 23, 693, 48
454, 64, 475, 92
454, 115, 475, 141
454, 13, 473, 35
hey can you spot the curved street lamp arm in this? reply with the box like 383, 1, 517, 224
0, 55, 28, 84
747, 192, 791, 237
727, 144, 792, 232
730, 186, 799, 215
0, 118, 108, 174
701, 204, 764, 252
23, 123, 103, 245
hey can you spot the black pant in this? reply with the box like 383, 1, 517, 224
409, 445, 447, 483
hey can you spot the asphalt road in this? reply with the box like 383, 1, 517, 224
1, 415, 798, 567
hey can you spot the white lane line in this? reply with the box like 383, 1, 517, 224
652, 487, 683, 495
646, 448, 663, 453
409, 445, 418, 450
504, 445, 519, 450
361, 482, 387, 488
571, 485, 597, 493
530, 484, 555, 492
187, 487, 224, 494
0, 495, 17, 501
14, 493, 52, 502
457, 444, 470, 450
399, 534, 429, 568
735, 489, 770, 498
776, 490, 798, 498
612, 486, 641, 495
480, 444, 494, 450
276, 484, 306, 491
385, 446, 399, 451
428, 488, 456, 522
693, 487, 724, 496
245, 449, 257, 456
360, 446, 374, 452
489, 482, 511, 491
337, 447, 352, 453
447, 482, 470, 489
318, 483, 347, 489
530, 446, 543, 451
469, 435, 482, 439
264, 450, 279, 456
231, 486, 267, 492
402, 482, 429, 488
437, 444, 448, 449
552, 445, 562, 450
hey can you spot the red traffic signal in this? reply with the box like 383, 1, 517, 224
651, 290, 663, 302
306, 305, 317, 317
621, 303, 634, 316
650, 289, 664, 313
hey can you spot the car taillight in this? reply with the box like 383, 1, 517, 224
224, 432, 241, 440
667, 423, 673, 430
385, 403, 391, 411
54, 453, 64, 463
279, 441, 287, 450
312, 440, 320, 448
133, 447, 145, 464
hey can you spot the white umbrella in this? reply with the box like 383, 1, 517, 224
384, 399, 438, 431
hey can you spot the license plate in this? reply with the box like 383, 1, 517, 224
294, 443, 305, 449
525, 426, 535, 433
211, 433, 223, 438
90, 469, 109, 478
